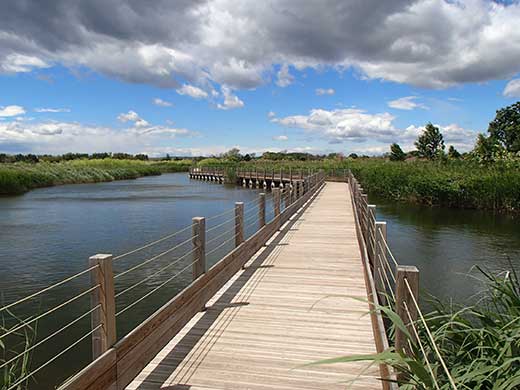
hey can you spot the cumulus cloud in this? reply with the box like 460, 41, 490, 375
117, 110, 149, 128
0, 53, 48, 73
276, 64, 294, 87
176, 84, 209, 99
0, 117, 196, 154
388, 96, 428, 110
272, 135, 288, 141
273, 107, 477, 151
267, 111, 276, 119
34, 107, 71, 113
217, 86, 244, 110
503, 79, 520, 97
316, 88, 335, 96
0, 105, 26, 117
153, 98, 173, 107
1, 1, 519, 90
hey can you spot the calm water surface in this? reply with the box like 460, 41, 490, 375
0, 176, 518, 389
0, 173, 273, 389
372, 196, 520, 302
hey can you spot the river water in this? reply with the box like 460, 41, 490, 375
0, 174, 518, 389
0, 173, 273, 389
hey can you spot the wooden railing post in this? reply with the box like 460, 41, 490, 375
89, 254, 116, 360
395, 266, 419, 357
273, 188, 281, 218
374, 221, 387, 305
259, 193, 266, 227
192, 217, 206, 279
235, 202, 244, 247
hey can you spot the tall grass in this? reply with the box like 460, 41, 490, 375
316, 267, 520, 389
0, 159, 191, 195
208, 159, 520, 212
1, 310, 37, 390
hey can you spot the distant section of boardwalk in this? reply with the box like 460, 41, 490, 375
128, 182, 382, 389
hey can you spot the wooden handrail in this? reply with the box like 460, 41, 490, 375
59, 172, 325, 390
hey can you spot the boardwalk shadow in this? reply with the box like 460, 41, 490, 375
134, 190, 322, 389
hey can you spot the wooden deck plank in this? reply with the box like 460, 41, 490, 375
127, 182, 382, 390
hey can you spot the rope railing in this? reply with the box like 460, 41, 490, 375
206, 233, 240, 257
114, 235, 195, 280
0, 169, 325, 390
347, 169, 457, 388
113, 222, 194, 262
115, 256, 199, 318
404, 279, 458, 389
115, 247, 198, 300
0, 304, 101, 370
5, 324, 103, 390
0, 263, 100, 314
0, 284, 100, 341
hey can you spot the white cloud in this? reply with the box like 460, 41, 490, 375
272, 135, 288, 141
503, 79, 520, 97
217, 86, 244, 110
0, 117, 197, 155
316, 88, 335, 96
388, 96, 428, 110
276, 64, 294, 87
117, 110, 149, 128
0, 105, 26, 117
34, 108, 71, 113
176, 84, 208, 99
267, 111, 276, 119
153, 98, 173, 107
0, 53, 48, 73
273, 107, 477, 151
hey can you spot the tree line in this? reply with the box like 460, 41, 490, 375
390, 101, 520, 163
0, 152, 150, 164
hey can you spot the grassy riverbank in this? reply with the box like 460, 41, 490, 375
347, 159, 520, 212
320, 267, 520, 388
0, 159, 191, 195
198, 158, 520, 212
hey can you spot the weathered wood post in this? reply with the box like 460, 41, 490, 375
235, 202, 244, 247
273, 188, 281, 219
374, 221, 387, 305
89, 254, 116, 359
259, 193, 266, 227
192, 217, 206, 280
395, 266, 419, 359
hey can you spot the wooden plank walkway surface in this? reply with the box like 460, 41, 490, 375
127, 182, 382, 390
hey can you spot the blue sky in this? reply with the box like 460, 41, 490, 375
1, 0, 520, 156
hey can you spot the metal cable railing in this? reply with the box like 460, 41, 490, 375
348, 170, 457, 388
0, 169, 325, 390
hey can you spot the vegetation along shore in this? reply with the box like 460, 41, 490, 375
0, 157, 191, 195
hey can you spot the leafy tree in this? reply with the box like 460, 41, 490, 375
389, 143, 406, 161
448, 145, 461, 159
487, 101, 520, 152
415, 123, 445, 160
222, 147, 242, 162
473, 134, 501, 164
348, 153, 358, 159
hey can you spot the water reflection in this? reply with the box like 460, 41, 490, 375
371, 196, 520, 302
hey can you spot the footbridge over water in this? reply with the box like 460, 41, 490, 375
4, 170, 437, 390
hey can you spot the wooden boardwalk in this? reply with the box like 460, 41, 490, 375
127, 182, 381, 390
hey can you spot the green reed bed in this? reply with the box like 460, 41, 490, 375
220, 159, 520, 212
0, 159, 191, 195
347, 160, 520, 212
316, 267, 520, 389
